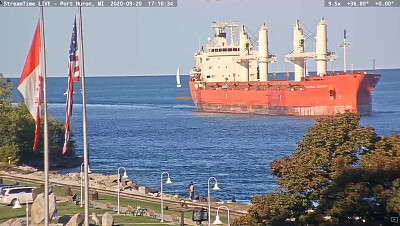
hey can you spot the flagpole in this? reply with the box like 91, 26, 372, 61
39, 2, 50, 226
77, 2, 90, 225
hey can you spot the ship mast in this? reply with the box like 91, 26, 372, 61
285, 17, 336, 81
338, 29, 351, 73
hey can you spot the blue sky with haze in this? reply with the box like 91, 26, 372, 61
0, 0, 399, 77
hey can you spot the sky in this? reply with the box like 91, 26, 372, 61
0, 0, 399, 77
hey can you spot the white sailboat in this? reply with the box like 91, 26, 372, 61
176, 67, 182, 88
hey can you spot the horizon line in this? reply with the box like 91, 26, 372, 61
2, 67, 399, 78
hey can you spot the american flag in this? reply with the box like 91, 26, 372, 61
63, 16, 80, 154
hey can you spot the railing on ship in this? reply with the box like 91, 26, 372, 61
199, 81, 306, 92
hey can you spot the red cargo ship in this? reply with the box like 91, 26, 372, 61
188, 19, 380, 116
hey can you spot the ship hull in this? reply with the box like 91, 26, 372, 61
189, 73, 380, 116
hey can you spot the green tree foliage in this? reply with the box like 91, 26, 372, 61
0, 74, 77, 166
233, 112, 400, 225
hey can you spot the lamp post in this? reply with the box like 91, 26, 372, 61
208, 177, 220, 226
213, 206, 230, 226
80, 163, 91, 207
13, 192, 29, 226
160, 172, 172, 222
117, 166, 128, 214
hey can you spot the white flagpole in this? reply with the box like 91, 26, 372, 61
39, 2, 50, 226
77, 2, 90, 225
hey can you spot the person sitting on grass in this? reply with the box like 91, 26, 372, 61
72, 193, 80, 205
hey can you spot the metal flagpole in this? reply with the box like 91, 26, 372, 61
77, 2, 90, 225
39, 2, 50, 226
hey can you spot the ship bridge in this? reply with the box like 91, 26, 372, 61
190, 21, 276, 83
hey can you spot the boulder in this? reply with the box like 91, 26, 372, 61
64, 186, 72, 196
108, 175, 118, 183
88, 219, 96, 226
1, 218, 16, 226
138, 186, 147, 194
31, 193, 57, 225
68, 173, 80, 181
0, 218, 23, 226
138, 186, 158, 194
91, 212, 100, 225
17, 165, 37, 172
10, 218, 23, 226
32, 187, 44, 201
147, 187, 159, 194
126, 181, 139, 190
66, 213, 84, 226
101, 212, 114, 226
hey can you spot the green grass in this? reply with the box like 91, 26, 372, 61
56, 202, 109, 216
1, 179, 235, 224
0, 202, 168, 225
0, 205, 27, 223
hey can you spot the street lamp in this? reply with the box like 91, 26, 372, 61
80, 163, 92, 207
213, 206, 230, 226
208, 177, 220, 226
117, 166, 128, 214
160, 172, 172, 222
13, 192, 29, 226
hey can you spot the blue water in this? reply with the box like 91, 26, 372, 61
8, 69, 400, 202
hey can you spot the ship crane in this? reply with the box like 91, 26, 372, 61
285, 18, 336, 81
338, 29, 351, 73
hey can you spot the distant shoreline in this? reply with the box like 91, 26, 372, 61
2, 67, 399, 78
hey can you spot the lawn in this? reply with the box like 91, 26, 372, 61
0, 179, 233, 225
0, 203, 168, 225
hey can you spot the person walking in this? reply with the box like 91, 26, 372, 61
188, 181, 194, 199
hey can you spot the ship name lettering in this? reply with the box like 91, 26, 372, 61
305, 85, 328, 89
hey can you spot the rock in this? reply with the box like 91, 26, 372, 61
10, 219, 23, 226
68, 173, 80, 181
66, 213, 84, 226
17, 165, 38, 172
1, 218, 16, 226
108, 175, 118, 183
31, 193, 57, 225
65, 186, 72, 196
91, 212, 100, 225
89, 219, 96, 226
58, 216, 72, 225
32, 187, 44, 201
138, 186, 147, 194
101, 213, 114, 226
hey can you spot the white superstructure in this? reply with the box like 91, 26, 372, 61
191, 19, 338, 84
190, 21, 277, 83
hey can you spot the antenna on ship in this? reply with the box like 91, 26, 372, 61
338, 29, 351, 73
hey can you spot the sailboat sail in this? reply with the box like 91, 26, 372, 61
176, 67, 182, 87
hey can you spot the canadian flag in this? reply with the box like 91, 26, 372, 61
18, 20, 42, 150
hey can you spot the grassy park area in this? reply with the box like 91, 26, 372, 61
0, 179, 233, 225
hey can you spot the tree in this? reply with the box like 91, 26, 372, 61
0, 74, 78, 167
233, 113, 400, 225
